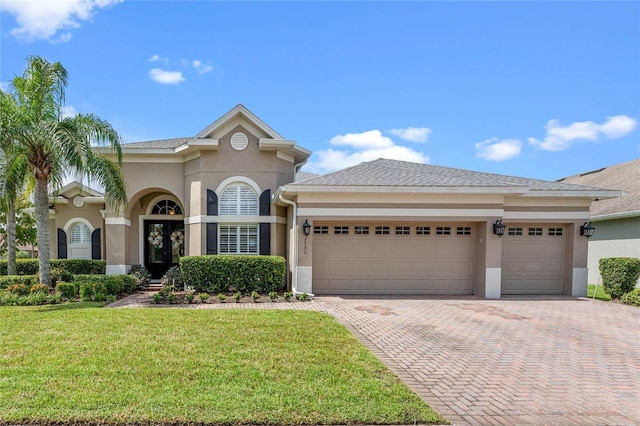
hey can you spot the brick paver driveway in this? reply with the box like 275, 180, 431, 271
317, 295, 640, 426
111, 294, 639, 425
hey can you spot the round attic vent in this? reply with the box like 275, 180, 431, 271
73, 197, 85, 208
230, 132, 249, 151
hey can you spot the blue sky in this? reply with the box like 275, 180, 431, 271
1, 1, 638, 181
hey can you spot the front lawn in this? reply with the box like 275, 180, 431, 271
587, 284, 611, 301
0, 304, 445, 425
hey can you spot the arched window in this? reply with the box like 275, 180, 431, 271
219, 184, 258, 216
70, 223, 91, 244
151, 200, 182, 215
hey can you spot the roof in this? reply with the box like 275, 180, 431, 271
288, 158, 617, 195
294, 171, 319, 182
557, 158, 639, 219
119, 137, 190, 149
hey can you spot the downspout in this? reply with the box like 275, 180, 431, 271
278, 192, 298, 294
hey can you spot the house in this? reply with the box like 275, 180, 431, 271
47, 105, 621, 298
558, 159, 639, 286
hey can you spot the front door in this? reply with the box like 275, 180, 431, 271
144, 220, 185, 279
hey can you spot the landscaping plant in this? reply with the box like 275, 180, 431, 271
599, 257, 640, 299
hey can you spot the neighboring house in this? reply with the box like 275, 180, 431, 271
46, 104, 620, 298
558, 159, 640, 286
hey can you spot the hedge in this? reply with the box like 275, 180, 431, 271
599, 257, 640, 299
72, 274, 137, 296
0, 275, 39, 290
0, 259, 106, 276
180, 255, 286, 294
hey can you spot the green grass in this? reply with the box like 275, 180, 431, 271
0, 304, 445, 425
587, 284, 611, 301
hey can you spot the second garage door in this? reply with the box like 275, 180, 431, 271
312, 223, 474, 294
502, 224, 566, 294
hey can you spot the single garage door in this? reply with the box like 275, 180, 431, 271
502, 224, 565, 294
312, 223, 474, 294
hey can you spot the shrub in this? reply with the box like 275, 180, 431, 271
50, 266, 73, 285
620, 288, 640, 306
199, 293, 210, 303
233, 291, 242, 303
56, 281, 77, 300
180, 255, 286, 294
128, 265, 151, 291
185, 292, 195, 304
297, 292, 310, 302
599, 258, 640, 299
0, 275, 38, 290
0, 259, 106, 277
5, 284, 29, 296
72, 275, 136, 297
153, 286, 176, 304
251, 291, 260, 302
217, 293, 227, 303
30, 284, 49, 294
283, 292, 292, 302
268, 291, 278, 301
161, 265, 183, 290
79, 283, 94, 302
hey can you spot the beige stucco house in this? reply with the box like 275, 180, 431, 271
559, 159, 639, 286
47, 105, 621, 298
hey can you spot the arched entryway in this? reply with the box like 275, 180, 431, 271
141, 195, 185, 279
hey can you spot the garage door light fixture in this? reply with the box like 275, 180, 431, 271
580, 221, 595, 238
493, 219, 506, 237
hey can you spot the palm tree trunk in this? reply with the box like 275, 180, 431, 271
6, 198, 16, 275
34, 178, 51, 286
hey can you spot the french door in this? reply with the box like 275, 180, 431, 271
144, 220, 184, 279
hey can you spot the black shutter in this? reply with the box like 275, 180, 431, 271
206, 223, 217, 255
260, 223, 271, 255
207, 189, 218, 216
91, 228, 101, 260
57, 228, 67, 259
259, 189, 271, 216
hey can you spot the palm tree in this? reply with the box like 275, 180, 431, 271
4, 56, 127, 286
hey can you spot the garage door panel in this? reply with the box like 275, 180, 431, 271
313, 224, 473, 294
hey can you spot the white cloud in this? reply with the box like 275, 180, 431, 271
148, 68, 185, 85
60, 105, 78, 118
193, 60, 213, 74
0, 0, 122, 42
387, 127, 431, 143
528, 115, 637, 151
306, 130, 429, 174
0, 81, 9, 92
148, 54, 161, 62
476, 138, 522, 161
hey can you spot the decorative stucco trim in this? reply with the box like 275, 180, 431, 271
184, 215, 286, 225
276, 151, 295, 163
145, 194, 185, 216
297, 207, 504, 218
106, 264, 129, 275
503, 211, 590, 220
486, 268, 501, 299
63, 217, 95, 235
215, 176, 262, 197
105, 218, 131, 226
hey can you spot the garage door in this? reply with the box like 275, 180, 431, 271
502, 224, 565, 294
312, 223, 474, 294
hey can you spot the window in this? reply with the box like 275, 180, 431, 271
151, 200, 182, 215
548, 227, 563, 236
375, 226, 390, 235
355, 226, 369, 235
219, 184, 258, 216
334, 226, 349, 235
528, 227, 543, 236
416, 226, 431, 235
219, 224, 258, 254
314, 225, 328, 235
70, 223, 91, 244
508, 227, 523, 236
436, 226, 451, 235
456, 226, 471, 235
395, 226, 410, 235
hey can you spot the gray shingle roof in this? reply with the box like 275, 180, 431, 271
292, 159, 608, 191
294, 171, 319, 182
121, 138, 190, 149
558, 159, 639, 217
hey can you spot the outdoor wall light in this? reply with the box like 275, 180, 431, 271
493, 219, 506, 237
302, 219, 311, 236
580, 221, 595, 238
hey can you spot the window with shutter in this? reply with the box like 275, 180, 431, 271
219, 184, 258, 216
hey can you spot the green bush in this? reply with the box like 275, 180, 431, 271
180, 255, 286, 294
620, 288, 640, 306
73, 275, 136, 297
30, 284, 49, 294
5, 284, 29, 296
0, 259, 106, 276
161, 265, 183, 290
599, 258, 640, 299
56, 281, 77, 300
0, 275, 38, 290
128, 265, 150, 291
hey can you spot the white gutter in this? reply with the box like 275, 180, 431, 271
278, 192, 298, 294
591, 210, 640, 222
